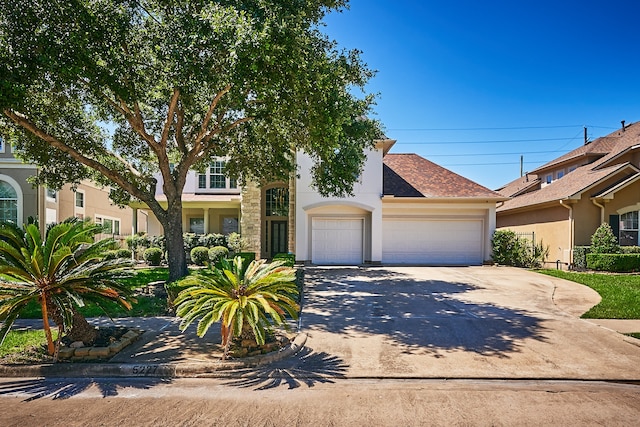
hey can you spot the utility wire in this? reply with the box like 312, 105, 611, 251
397, 137, 576, 145
426, 150, 566, 157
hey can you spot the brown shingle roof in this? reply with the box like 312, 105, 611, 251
496, 173, 541, 197
383, 154, 505, 199
498, 121, 640, 212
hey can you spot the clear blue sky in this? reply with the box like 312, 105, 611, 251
322, 0, 640, 190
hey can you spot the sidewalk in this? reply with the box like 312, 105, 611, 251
0, 316, 306, 378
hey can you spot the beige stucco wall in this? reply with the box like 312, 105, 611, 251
497, 204, 571, 264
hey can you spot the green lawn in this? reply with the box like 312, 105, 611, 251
538, 270, 640, 319
15, 267, 172, 319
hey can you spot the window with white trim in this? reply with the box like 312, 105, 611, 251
545, 174, 552, 184
0, 137, 5, 153
46, 188, 57, 201
74, 190, 85, 219
556, 170, 564, 179
197, 160, 238, 191
96, 215, 121, 235
620, 211, 639, 246
0, 180, 18, 223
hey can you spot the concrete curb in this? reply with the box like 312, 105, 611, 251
0, 333, 308, 379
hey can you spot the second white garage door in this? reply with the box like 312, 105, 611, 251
382, 219, 483, 265
312, 218, 364, 265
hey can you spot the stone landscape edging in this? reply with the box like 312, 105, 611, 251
0, 332, 307, 379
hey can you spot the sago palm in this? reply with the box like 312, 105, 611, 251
175, 257, 299, 359
0, 219, 134, 356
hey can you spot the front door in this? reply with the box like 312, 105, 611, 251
270, 220, 288, 257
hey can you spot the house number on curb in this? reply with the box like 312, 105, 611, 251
131, 365, 159, 375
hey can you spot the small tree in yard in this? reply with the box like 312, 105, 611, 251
591, 223, 620, 254
0, 219, 134, 356
0, 0, 381, 281
175, 257, 298, 359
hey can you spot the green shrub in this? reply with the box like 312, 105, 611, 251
587, 253, 640, 272
208, 246, 229, 264
190, 246, 210, 266
103, 250, 118, 260
491, 230, 527, 266
621, 246, 640, 254
227, 232, 248, 253
117, 248, 132, 259
273, 253, 296, 267
198, 233, 227, 248
491, 230, 549, 268
591, 223, 620, 254
573, 246, 591, 270
144, 247, 164, 266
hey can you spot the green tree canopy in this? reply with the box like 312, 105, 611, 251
0, 0, 381, 280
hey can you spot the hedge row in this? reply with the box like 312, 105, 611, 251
586, 253, 640, 272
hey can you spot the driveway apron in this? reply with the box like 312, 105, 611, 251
292, 266, 640, 380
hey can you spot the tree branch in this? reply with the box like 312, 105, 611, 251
197, 84, 232, 144
3, 109, 161, 212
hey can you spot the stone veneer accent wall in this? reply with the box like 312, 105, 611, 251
288, 175, 296, 255
240, 180, 262, 258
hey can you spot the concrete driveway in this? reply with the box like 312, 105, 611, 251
291, 266, 640, 380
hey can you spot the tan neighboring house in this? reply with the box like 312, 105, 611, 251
135, 139, 506, 265
0, 137, 142, 242
496, 121, 640, 267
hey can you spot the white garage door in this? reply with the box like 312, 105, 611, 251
382, 219, 483, 265
312, 218, 364, 265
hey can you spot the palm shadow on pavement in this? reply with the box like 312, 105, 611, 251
0, 377, 171, 401
223, 347, 348, 390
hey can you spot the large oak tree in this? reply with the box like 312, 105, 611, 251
0, 0, 381, 280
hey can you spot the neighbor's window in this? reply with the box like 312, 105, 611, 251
46, 188, 57, 201
266, 187, 289, 217
0, 180, 18, 223
75, 191, 84, 208
545, 174, 552, 184
620, 211, 639, 246
556, 170, 564, 179
0, 137, 4, 153
96, 216, 121, 235
198, 174, 206, 189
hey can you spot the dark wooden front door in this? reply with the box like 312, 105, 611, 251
270, 221, 288, 257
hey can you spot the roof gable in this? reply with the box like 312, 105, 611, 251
383, 154, 505, 199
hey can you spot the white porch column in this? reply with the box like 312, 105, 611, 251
203, 208, 210, 234
371, 207, 383, 263
131, 208, 138, 235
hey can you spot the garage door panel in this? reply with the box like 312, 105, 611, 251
312, 218, 363, 265
383, 219, 483, 265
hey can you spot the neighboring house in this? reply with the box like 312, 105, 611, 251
0, 137, 142, 241
137, 138, 506, 265
496, 121, 640, 267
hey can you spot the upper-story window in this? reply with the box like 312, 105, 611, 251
545, 174, 552, 184
556, 170, 565, 179
197, 160, 237, 191
266, 187, 289, 217
0, 137, 5, 153
568, 165, 577, 173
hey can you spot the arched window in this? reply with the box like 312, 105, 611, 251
265, 187, 289, 217
0, 180, 18, 224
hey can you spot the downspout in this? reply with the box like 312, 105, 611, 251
592, 199, 605, 224
559, 200, 574, 266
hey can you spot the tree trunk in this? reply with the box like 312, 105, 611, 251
163, 201, 188, 282
45, 296, 98, 345
65, 310, 98, 345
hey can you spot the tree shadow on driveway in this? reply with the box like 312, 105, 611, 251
302, 267, 548, 357
0, 377, 171, 401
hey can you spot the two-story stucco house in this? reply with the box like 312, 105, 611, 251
0, 137, 141, 241
496, 120, 640, 267
135, 138, 506, 265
